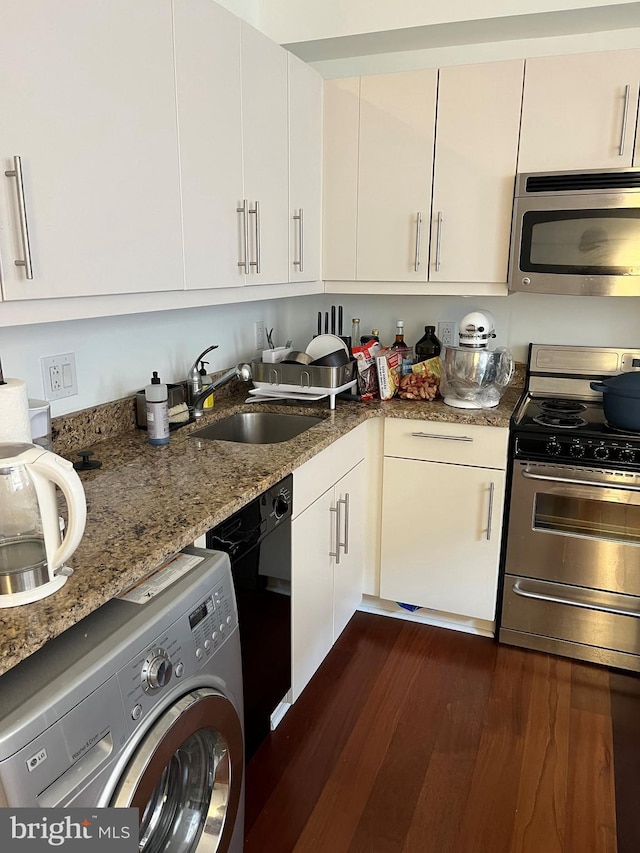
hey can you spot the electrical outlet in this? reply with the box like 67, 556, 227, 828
437, 321, 458, 347
254, 320, 266, 351
40, 353, 78, 401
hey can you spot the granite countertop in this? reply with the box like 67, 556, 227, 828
0, 381, 523, 676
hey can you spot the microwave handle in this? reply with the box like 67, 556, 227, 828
619, 84, 630, 157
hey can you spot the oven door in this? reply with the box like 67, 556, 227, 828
505, 460, 640, 595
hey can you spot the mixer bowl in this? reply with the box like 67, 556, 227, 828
440, 346, 514, 408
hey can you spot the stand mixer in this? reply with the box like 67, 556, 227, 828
440, 311, 514, 409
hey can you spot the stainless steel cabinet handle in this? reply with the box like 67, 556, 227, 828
619, 84, 631, 157
522, 467, 640, 492
414, 211, 422, 272
410, 432, 473, 442
293, 208, 304, 271
337, 493, 350, 556
237, 199, 249, 272
329, 503, 341, 564
5, 155, 33, 279
249, 200, 261, 274
434, 211, 443, 272
512, 580, 640, 619
486, 482, 495, 541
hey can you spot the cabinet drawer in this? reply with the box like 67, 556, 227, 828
384, 418, 507, 468
293, 422, 367, 518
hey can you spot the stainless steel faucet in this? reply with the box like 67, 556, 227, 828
188, 351, 252, 418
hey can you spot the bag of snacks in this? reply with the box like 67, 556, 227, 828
352, 339, 382, 400
397, 356, 441, 401
375, 347, 402, 401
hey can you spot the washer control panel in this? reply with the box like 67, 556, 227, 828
118, 568, 237, 730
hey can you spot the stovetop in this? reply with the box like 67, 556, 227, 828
511, 344, 640, 469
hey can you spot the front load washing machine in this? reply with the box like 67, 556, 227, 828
0, 547, 244, 853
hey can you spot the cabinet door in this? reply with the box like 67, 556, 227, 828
518, 50, 640, 172
357, 70, 437, 282
288, 54, 322, 282
291, 488, 335, 701
333, 460, 365, 640
240, 22, 289, 286
322, 78, 360, 281
0, 0, 183, 301
173, 0, 244, 290
380, 457, 506, 621
430, 60, 524, 284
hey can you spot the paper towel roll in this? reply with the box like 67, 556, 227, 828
0, 379, 32, 443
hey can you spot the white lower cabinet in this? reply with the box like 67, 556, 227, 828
291, 427, 367, 701
379, 420, 508, 622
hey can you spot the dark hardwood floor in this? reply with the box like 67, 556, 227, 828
245, 612, 640, 853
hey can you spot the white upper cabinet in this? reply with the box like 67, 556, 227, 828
240, 22, 289, 286
518, 49, 640, 173
430, 60, 524, 284
357, 70, 437, 282
0, 0, 183, 301
288, 54, 322, 282
323, 61, 524, 293
322, 78, 360, 281
173, 0, 244, 290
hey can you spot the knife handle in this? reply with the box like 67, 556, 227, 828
325, 312, 329, 334
331, 305, 336, 334
317, 311, 322, 336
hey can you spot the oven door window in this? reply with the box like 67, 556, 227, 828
534, 491, 640, 545
520, 208, 640, 276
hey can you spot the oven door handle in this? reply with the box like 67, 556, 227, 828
521, 467, 640, 492
512, 581, 640, 619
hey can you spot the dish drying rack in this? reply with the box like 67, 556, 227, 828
248, 361, 356, 409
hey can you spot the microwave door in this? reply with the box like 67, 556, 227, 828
508, 191, 640, 296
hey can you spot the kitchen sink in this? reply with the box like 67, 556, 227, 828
189, 411, 324, 444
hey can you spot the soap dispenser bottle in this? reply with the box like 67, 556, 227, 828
199, 361, 214, 410
145, 372, 170, 446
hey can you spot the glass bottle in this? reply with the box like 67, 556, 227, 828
351, 318, 361, 353
360, 329, 380, 344
391, 320, 408, 350
414, 325, 442, 362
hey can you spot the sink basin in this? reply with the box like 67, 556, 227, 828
189, 411, 324, 444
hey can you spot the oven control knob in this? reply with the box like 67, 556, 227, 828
617, 447, 635, 463
593, 445, 609, 461
546, 439, 561, 456
141, 649, 173, 692
273, 493, 289, 519
521, 277, 531, 286
568, 443, 584, 458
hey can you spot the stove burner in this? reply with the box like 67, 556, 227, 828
539, 399, 587, 414
532, 414, 588, 429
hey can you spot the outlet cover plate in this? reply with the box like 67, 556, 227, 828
437, 321, 458, 348
40, 353, 78, 400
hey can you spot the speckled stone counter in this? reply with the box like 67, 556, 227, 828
0, 378, 524, 676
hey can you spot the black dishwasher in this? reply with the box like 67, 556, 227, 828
207, 474, 292, 760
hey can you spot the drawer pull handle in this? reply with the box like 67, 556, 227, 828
410, 432, 473, 442
414, 211, 422, 272
512, 581, 640, 619
329, 503, 341, 564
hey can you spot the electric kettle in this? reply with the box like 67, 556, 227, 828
0, 442, 87, 607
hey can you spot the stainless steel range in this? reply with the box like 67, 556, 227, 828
499, 344, 640, 672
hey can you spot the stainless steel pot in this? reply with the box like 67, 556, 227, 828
590, 372, 640, 431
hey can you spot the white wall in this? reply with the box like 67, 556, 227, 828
2, 298, 295, 416
293, 293, 640, 364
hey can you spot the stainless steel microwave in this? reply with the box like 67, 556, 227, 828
508, 168, 640, 296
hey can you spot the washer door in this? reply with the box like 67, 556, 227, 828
111, 688, 243, 853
